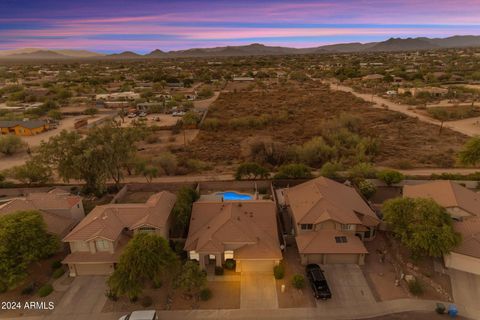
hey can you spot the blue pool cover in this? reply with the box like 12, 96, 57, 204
217, 191, 253, 201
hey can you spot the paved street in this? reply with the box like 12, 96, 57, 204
240, 272, 278, 309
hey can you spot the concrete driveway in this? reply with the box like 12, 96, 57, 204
48, 276, 108, 320
449, 269, 480, 319
316, 264, 376, 308
240, 272, 278, 309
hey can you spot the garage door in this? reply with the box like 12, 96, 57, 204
238, 260, 275, 272
75, 263, 114, 276
325, 254, 358, 264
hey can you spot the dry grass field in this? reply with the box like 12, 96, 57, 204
187, 84, 468, 168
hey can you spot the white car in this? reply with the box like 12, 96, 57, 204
128, 113, 137, 118
119, 310, 158, 320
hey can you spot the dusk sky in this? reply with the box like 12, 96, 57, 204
1, 0, 480, 53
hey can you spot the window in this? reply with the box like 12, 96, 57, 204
300, 224, 313, 230
96, 239, 110, 251
341, 224, 354, 231
224, 250, 234, 259
189, 251, 199, 261
138, 226, 156, 233
334, 236, 348, 243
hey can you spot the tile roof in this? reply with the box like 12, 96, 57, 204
284, 177, 379, 226
63, 191, 176, 242
184, 200, 282, 260
403, 181, 480, 217
451, 218, 480, 258
0, 120, 47, 129
296, 229, 368, 254
0, 190, 81, 236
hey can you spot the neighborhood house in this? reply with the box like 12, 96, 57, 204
0, 188, 84, 237
185, 199, 282, 272
281, 177, 380, 265
0, 119, 49, 136
62, 191, 176, 276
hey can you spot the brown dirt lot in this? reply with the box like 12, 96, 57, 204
187, 85, 468, 168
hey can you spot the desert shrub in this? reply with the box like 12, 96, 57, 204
21, 283, 36, 295
291, 274, 306, 289
249, 140, 291, 166
52, 268, 65, 279
37, 284, 53, 297
320, 161, 343, 180
141, 296, 153, 307
0, 282, 6, 293
153, 279, 163, 289
129, 295, 138, 303
201, 118, 221, 131
145, 134, 158, 144
0, 135, 25, 156
347, 162, 377, 183
377, 170, 404, 186
296, 137, 335, 167
224, 259, 236, 270
273, 263, 285, 279
407, 278, 423, 296
199, 288, 212, 301
214, 266, 224, 276
357, 179, 376, 199
51, 260, 62, 270
274, 163, 312, 179
235, 162, 269, 180
184, 159, 210, 173
157, 152, 177, 175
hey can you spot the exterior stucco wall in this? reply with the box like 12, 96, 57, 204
444, 252, 480, 275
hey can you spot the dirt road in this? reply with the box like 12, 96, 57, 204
327, 82, 480, 137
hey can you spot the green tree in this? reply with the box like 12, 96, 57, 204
274, 163, 312, 179
296, 137, 335, 167
347, 162, 377, 184
174, 261, 207, 298
0, 135, 25, 156
47, 109, 62, 120
291, 274, 306, 289
171, 187, 199, 237
320, 161, 343, 180
377, 169, 404, 186
235, 162, 269, 180
383, 198, 461, 258
0, 211, 59, 288
108, 233, 179, 300
459, 137, 480, 166
357, 179, 376, 199
7, 159, 52, 185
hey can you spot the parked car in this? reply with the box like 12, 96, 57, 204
139, 112, 147, 117
119, 310, 158, 320
128, 113, 137, 118
305, 264, 331, 300
172, 111, 186, 117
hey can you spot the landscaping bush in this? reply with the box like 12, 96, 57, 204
291, 274, 306, 289
21, 283, 36, 295
224, 259, 236, 270
52, 268, 65, 279
199, 288, 212, 301
214, 266, 224, 276
37, 284, 53, 297
105, 289, 118, 301
274, 163, 312, 179
377, 169, 404, 186
407, 279, 423, 296
51, 260, 62, 270
357, 179, 377, 199
141, 296, 153, 308
273, 263, 285, 280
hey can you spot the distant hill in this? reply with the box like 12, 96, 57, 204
2, 35, 480, 60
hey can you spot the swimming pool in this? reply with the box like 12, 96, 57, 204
217, 191, 253, 201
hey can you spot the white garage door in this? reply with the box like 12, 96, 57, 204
325, 254, 358, 264
75, 263, 113, 276
239, 260, 275, 272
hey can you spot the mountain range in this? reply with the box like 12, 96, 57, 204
2, 35, 480, 60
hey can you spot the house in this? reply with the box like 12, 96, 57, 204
282, 177, 380, 265
398, 86, 448, 97
62, 191, 176, 276
185, 200, 282, 272
403, 180, 480, 220
403, 181, 480, 275
362, 74, 384, 81
0, 120, 49, 136
0, 188, 84, 237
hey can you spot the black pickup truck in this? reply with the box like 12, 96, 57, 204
305, 264, 332, 300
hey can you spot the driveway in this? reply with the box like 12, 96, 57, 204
449, 269, 480, 319
317, 264, 376, 308
240, 272, 278, 309
48, 276, 108, 320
